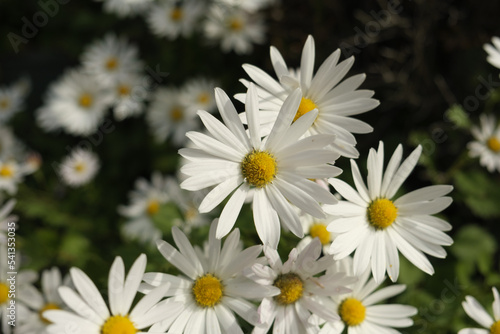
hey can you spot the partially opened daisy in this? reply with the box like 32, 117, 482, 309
142, 221, 278, 333
319, 256, 417, 334
180, 84, 340, 248
44, 254, 179, 334
459, 287, 500, 334
203, 5, 265, 54
484, 36, 500, 70
296, 206, 337, 255
325, 141, 453, 283
468, 114, 500, 173
147, 0, 204, 40
81, 34, 143, 87
248, 239, 355, 333
237, 35, 379, 158
97, 0, 153, 18
180, 77, 218, 114
58, 148, 100, 187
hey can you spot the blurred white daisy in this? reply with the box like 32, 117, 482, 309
248, 239, 355, 334
484, 36, 500, 70
0, 199, 16, 245
111, 72, 150, 121
16, 267, 66, 334
296, 206, 336, 255
319, 256, 417, 334
36, 68, 113, 136
0, 77, 30, 123
468, 114, 500, 173
180, 77, 218, 114
215, 0, 275, 12
118, 171, 169, 245
180, 85, 339, 248
147, 86, 198, 145
58, 148, 100, 187
204, 5, 265, 55
0, 159, 25, 195
325, 141, 453, 283
459, 287, 500, 334
81, 34, 143, 87
147, 0, 204, 40
142, 221, 277, 333
44, 254, 179, 334
97, 0, 153, 17
237, 35, 379, 158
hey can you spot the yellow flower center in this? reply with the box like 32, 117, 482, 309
0, 99, 9, 110
491, 321, 500, 334
241, 150, 277, 188
106, 57, 119, 70
293, 97, 318, 123
170, 8, 183, 21
39, 302, 61, 324
197, 92, 210, 105
118, 84, 131, 96
367, 198, 398, 230
309, 223, 330, 245
0, 283, 8, 304
170, 107, 183, 121
273, 273, 304, 305
79, 93, 93, 108
339, 298, 366, 327
74, 162, 86, 173
101, 315, 137, 334
0, 165, 13, 178
192, 274, 224, 308
228, 18, 243, 31
146, 200, 160, 216
185, 206, 197, 221
487, 136, 500, 153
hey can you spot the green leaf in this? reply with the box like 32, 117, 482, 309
444, 104, 472, 130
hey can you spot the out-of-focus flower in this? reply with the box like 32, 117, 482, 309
468, 114, 500, 173
147, 0, 204, 40
459, 287, 500, 334
58, 148, 100, 187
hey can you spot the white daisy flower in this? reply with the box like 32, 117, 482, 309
0, 77, 30, 123
0, 159, 24, 195
237, 35, 379, 158
248, 239, 355, 333
44, 254, 179, 334
147, 86, 198, 145
180, 85, 340, 248
118, 172, 170, 245
147, 0, 204, 40
58, 148, 100, 187
180, 77, 218, 115
97, 0, 153, 17
319, 256, 417, 334
0, 199, 16, 245
296, 206, 337, 255
111, 72, 150, 121
459, 287, 500, 334
81, 34, 143, 87
484, 36, 500, 70
204, 5, 266, 55
16, 267, 66, 334
325, 141, 454, 283
142, 221, 278, 333
36, 68, 113, 136
468, 114, 500, 173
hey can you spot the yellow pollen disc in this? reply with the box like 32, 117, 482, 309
241, 150, 277, 188
146, 200, 160, 216
491, 321, 500, 334
0, 165, 13, 178
118, 84, 131, 96
185, 206, 197, 221
0, 283, 8, 304
171, 8, 183, 21
101, 315, 136, 334
170, 107, 183, 121
273, 273, 304, 305
293, 97, 318, 123
74, 162, 86, 173
228, 18, 243, 31
192, 274, 223, 308
106, 57, 119, 70
79, 93, 93, 108
309, 223, 330, 245
487, 136, 500, 153
197, 92, 210, 105
367, 198, 398, 230
339, 298, 366, 327
0, 99, 9, 110
39, 302, 60, 324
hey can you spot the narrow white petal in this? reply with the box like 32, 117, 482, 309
198, 176, 243, 213
246, 83, 262, 148
388, 228, 434, 275
253, 188, 280, 249
214, 88, 251, 148
329, 178, 368, 207
70, 267, 110, 320
270, 46, 289, 79
172, 227, 204, 276
462, 296, 494, 328
300, 35, 315, 91
119, 254, 146, 315
384, 145, 422, 199
394, 185, 453, 205
216, 184, 249, 239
